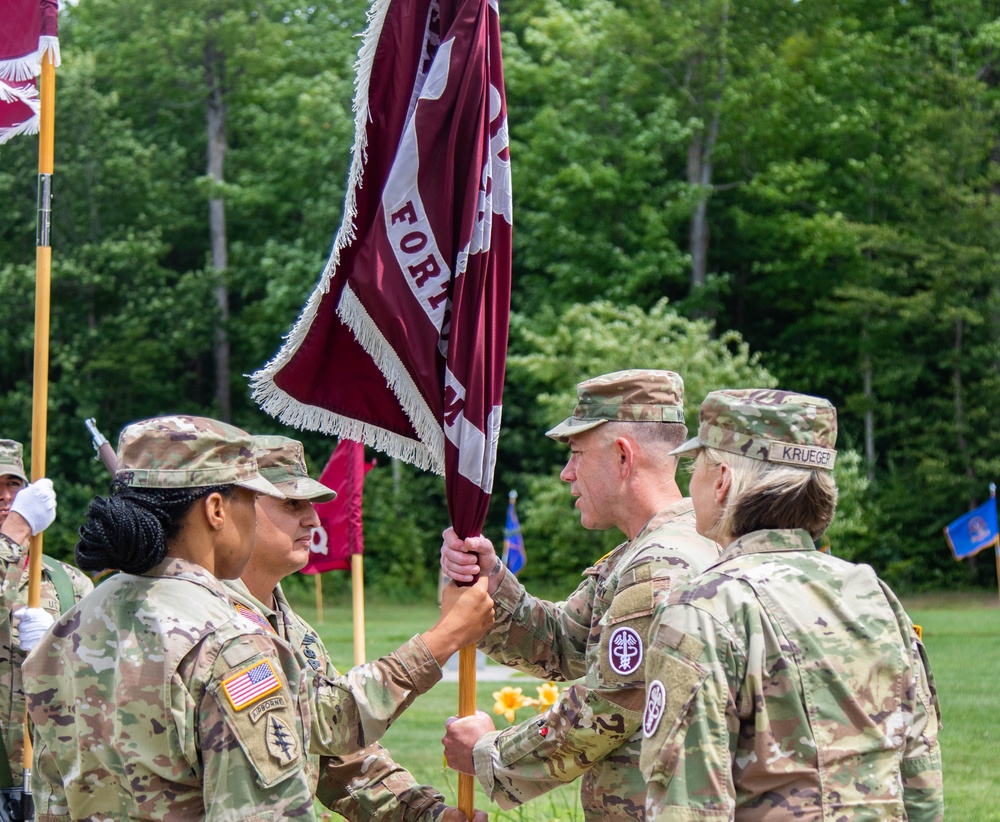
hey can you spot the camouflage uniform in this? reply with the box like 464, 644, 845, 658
244, 435, 452, 820
0, 439, 93, 788
471, 371, 720, 820
26, 557, 319, 821
0, 533, 92, 787
641, 390, 944, 821
22, 417, 445, 821
226, 579, 450, 821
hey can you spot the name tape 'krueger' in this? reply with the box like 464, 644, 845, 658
767, 441, 836, 470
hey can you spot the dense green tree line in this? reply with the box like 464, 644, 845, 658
1, 0, 998, 595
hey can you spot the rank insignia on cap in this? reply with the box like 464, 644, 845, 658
223, 660, 282, 711
235, 602, 277, 634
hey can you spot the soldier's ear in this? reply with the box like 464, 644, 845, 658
715, 462, 732, 504
615, 437, 635, 478
203, 491, 227, 531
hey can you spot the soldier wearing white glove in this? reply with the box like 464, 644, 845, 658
9, 477, 57, 536
12, 607, 56, 653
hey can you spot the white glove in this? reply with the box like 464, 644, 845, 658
9, 478, 57, 535
12, 607, 55, 653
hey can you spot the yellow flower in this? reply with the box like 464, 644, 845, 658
492, 686, 528, 723
535, 681, 560, 712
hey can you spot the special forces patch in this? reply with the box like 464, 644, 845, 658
644, 679, 665, 737
608, 625, 643, 675
265, 713, 299, 764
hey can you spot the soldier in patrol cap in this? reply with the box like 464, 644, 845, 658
0, 439, 91, 816
227, 436, 486, 821
440, 370, 720, 820
22, 416, 494, 820
640, 389, 943, 820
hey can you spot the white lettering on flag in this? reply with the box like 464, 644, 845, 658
310, 525, 329, 556
456, 84, 512, 280
443, 368, 500, 493
383, 38, 456, 337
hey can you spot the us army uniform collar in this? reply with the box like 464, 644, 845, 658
140, 556, 237, 608
588, 498, 697, 575
710, 528, 814, 571
224, 578, 285, 637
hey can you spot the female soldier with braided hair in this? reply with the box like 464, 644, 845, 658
23, 415, 494, 821
23, 415, 316, 820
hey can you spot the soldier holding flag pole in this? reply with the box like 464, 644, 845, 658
440, 371, 720, 820
250, 0, 513, 813
0, 2, 62, 819
225, 435, 486, 821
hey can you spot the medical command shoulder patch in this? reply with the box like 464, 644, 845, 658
644, 679, 666, 737
223, 659, 282, 710
608, 625, 643, 675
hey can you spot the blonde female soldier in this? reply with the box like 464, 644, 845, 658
640, 390, 943, 821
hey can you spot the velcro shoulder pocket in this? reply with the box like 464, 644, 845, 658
209, 652, 306, 789
599, 575, 655, 688
639, 638, 708, 782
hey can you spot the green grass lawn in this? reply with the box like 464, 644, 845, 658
291, 588, 1000, 821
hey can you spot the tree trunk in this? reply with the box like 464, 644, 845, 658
205, 40, 231, 422
862, 346, 876, 482
952, 317, 976, 496
687, 0, 729, 295
688, 134, 711, 290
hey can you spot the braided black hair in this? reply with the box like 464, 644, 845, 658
76, 481, 235, 574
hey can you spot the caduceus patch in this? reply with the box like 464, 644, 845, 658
644, 679, 666, 737
608, 626, 643, 675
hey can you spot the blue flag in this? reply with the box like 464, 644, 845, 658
502, 490, 526, 575
944, 496, 999, 560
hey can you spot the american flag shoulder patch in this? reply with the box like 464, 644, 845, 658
222, 659, 282, 711
235, 602, 277, 634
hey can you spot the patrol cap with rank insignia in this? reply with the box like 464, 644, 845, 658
671, 388, 837, 470
546, 370, 685, 442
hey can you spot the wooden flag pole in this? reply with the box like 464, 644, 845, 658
24, 44, 57, 804
314, 573, 323, 624
351, 553, 366, 666
457, 643, 477, 814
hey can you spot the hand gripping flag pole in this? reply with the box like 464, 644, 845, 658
251, 0, 512, 812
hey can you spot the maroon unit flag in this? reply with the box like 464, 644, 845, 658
252, 0, 512, 539
303, 439, 376, 574
0, 0, 60, 144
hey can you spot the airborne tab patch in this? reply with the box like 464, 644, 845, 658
223, 660, 282, 710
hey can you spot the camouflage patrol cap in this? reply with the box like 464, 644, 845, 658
115, 415, 284, 496
545, 370, 685, 442
671, 388, 838, 470
0, 440, 28, 484
252, 435, 337, 502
